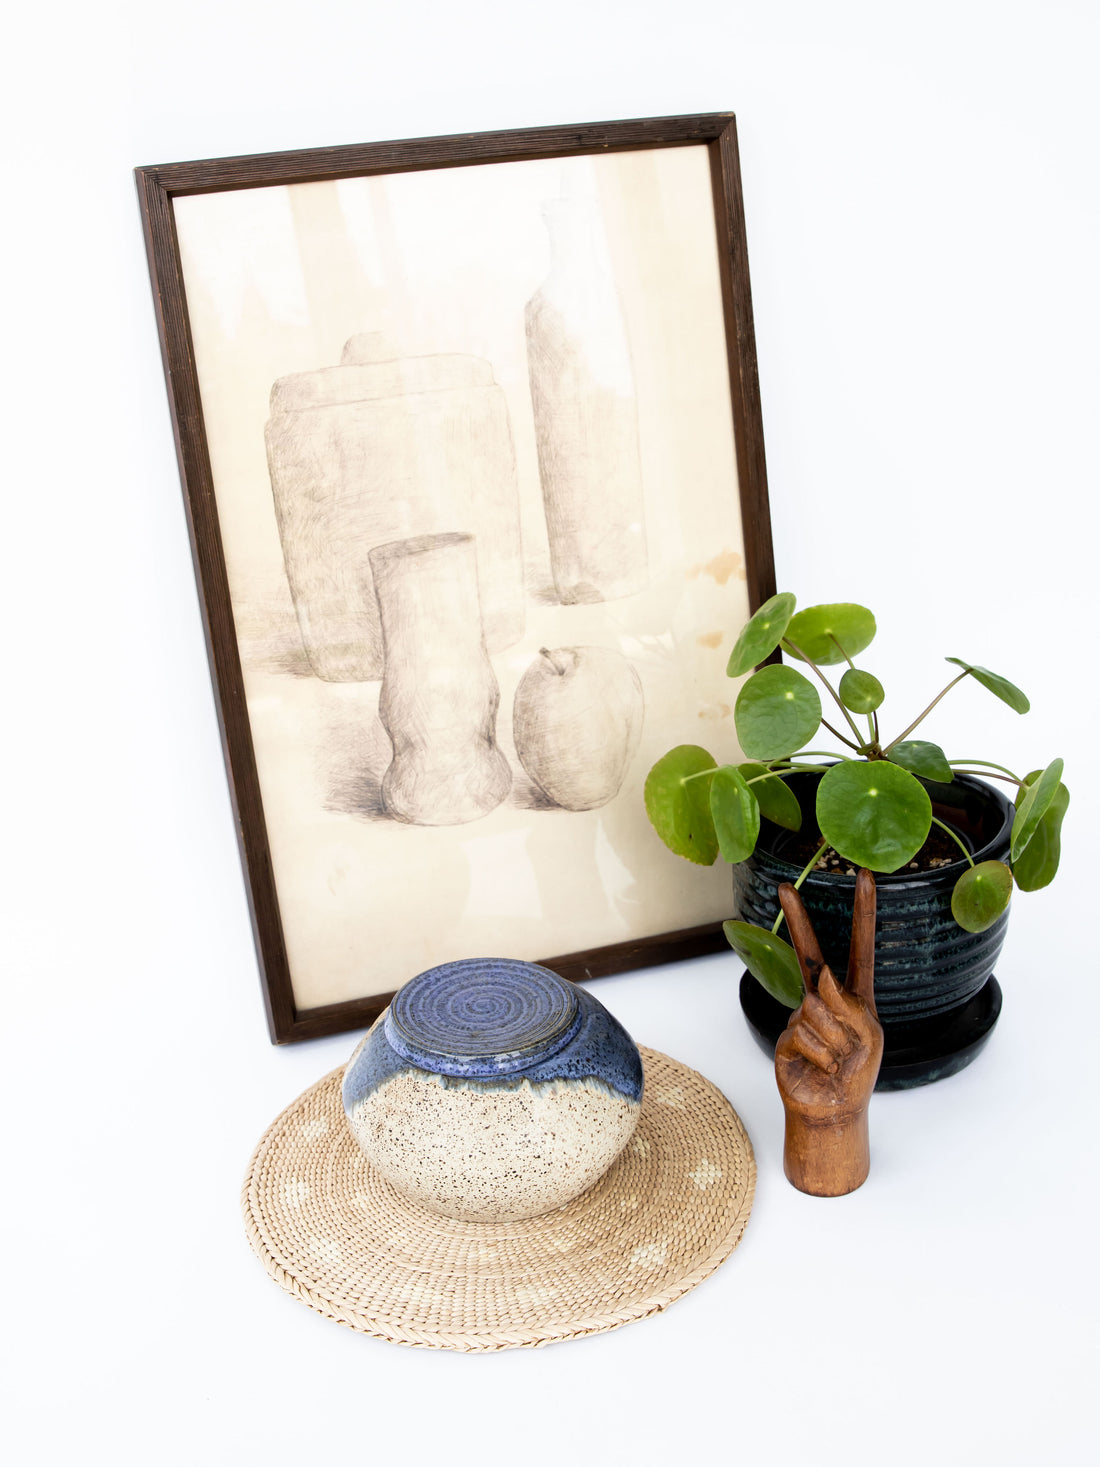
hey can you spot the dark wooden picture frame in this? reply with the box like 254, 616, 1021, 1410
137, 113, 775, 1043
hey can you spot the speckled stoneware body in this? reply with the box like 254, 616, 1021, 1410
340, 956, 642, 1220
342, 958, 644, 1222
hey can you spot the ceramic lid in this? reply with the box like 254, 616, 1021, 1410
268, 332, 493, 413
384, 958, 583, 1078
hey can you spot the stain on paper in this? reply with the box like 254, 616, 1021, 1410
687, 550, 746, 585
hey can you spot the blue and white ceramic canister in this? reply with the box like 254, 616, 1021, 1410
342, 958, 644, 1222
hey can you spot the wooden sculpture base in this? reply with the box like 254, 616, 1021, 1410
782, 1109, 870, 1197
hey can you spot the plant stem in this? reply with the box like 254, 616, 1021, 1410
825, 635, 877, 745
947, 758, 1023, 783
762, 756, 852, 777
744, 760, 848, 785
775, 751, 854, 762
695, 754, 855, 790
949, 769, 1024, 788
929, 815, 974, 868
781, 635, 868, 748
828, 633, 857, 671
793, 840, 830, 890
821, 718, 863, 751
680, 746, 860, 784
773, 757, 853, 768
770, 837, 830, 934
882, 671, 970, 753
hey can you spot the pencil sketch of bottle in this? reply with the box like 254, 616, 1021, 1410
513, 646, 644, 811
525, 196, 648, 605
265, 334, 524, 682
369, 532, 512, 826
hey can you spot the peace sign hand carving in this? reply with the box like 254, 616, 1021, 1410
774, 868, 884, 1196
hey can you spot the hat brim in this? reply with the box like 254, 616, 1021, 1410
243, 1046, 755, 1352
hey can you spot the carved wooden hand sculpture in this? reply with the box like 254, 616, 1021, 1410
775, 869, 884, 1197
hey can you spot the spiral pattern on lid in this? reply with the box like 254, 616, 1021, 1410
385, 959, 582, 1077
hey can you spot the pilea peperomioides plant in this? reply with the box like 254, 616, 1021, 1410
643, 593, 1069, 1007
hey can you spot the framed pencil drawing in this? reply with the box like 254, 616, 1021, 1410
137, 113, 776, 1043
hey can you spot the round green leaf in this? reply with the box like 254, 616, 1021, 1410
1011, 778, 1069, 892
945, 658, 1030, 714
723, 920, 804, 1008
888, 740, 954, 783
816, 760, 932, 873
726, 592, 796, 678
951, 860, 1013, 933
734, 665, 822, 761
738, 762, 802, 831
1010, 757, 1064, 862
784, 603, 876, 666
839, 668, 884, 713
709, 765, 761, 864
644, 746, 719, 866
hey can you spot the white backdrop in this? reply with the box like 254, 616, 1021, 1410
2, 3, 1096, 1463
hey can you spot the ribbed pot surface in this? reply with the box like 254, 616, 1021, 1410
731, 772, 1013, 1022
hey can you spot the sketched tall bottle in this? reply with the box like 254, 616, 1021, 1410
369, 533, 512, 826
525, 196, 648, 605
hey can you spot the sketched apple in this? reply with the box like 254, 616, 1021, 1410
513, 646, 644, 811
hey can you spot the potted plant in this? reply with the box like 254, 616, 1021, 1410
643, 594, 1068, 1087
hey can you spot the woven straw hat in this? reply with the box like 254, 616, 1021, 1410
243, 1045, 755, 1351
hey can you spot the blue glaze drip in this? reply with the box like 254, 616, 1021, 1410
343, 963, 643, 1114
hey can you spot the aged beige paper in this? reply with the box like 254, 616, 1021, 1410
174, 145, 749, 1009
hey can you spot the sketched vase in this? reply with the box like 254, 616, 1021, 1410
369, 532, 512, 826
265, 334, 524, 682
525, 197, 648, 605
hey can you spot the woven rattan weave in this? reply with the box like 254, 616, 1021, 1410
243, 1046, 755, 1351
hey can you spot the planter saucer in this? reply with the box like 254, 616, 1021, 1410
738, 973, 1002, 1091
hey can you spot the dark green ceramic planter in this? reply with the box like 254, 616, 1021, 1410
732, 771, 1013, 1089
